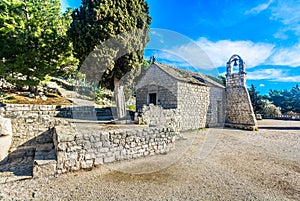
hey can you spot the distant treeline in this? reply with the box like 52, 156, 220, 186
249, 84, 300, 115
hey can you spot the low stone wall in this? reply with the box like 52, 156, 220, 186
3, 104, 61, 150
0, 104, 179, 176
53, 125, 177, 174
2, 104, 115, 150
140, 105, 181, 132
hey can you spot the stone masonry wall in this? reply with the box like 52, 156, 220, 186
3, 104, 60, 150
177, 82, 210, 130
140, 104, 181, 132
206, 86, 225, 127
225, 55, 258, 131
136, 64, 178, 111
226, 73, 246, 86
53, 125, 177, 174
225, 85, 257, 130
2, 104, 99, 150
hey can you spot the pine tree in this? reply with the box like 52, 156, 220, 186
69, 0, 151, 118
0, 0, 78, 91
248, 84, 265, 114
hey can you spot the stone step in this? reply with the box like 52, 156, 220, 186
0, 133, 57, 183
32, 143, 57, 178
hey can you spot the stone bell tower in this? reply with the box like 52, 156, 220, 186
225, 55, 258, 130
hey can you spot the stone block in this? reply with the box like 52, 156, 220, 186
104, 156, 115, 163
85, 153, 95, 160
81, 160, 93, 169
99, 147, 109, 153
95, 157, 104, 165
0, 117, 12, 136
0, 134, 12, 161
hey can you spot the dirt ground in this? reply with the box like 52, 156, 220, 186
0, 119, 299, 200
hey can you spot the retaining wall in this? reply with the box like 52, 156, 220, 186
3, 104, 61, 150
53, 125, 178, 174
2, 104, 115, 150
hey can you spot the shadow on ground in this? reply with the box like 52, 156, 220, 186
0, 129, 55, 177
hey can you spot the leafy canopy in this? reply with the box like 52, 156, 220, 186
269, 84, 300, 114
249, 84, 300, 115
68, 0, 152, 90
0, 0, 78, 87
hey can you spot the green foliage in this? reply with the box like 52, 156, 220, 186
95, 87, 113, 100
141, 59, 151, 68
0, 93, 17, 104
0, 0, 78, 87
261, 103, 281, 116
126, 104, 136, 111
248, 84, 266, 114
249, 84, 300, 115
268, 84, 300, 114
39, 75, 52, 87
69, 0, 152, 89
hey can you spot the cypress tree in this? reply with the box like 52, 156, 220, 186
69, 0, 151, 118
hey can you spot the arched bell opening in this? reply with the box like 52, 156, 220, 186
226, 54, 245, 77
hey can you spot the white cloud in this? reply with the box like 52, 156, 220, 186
247, 68, 286, 80
245, 0, 273, 15
269, 45, 300, 67
150, 35, 300, 70
152, 50, 195, 67
247, 68, 300, 82
271, 0, 300, 37
167, 41, 217, 69
197, 38, 274, 68
157, 37, 300, 68
275, 76, 300, 82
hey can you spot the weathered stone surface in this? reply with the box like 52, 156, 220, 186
0, 117, 12, 136
2, 104, 63, 150
136, 63, 211, 131
140, 104, 181, 131
225, 55, 258, 130
53, 125, 178, 174
0, 135, 12, 161
206, 86, 225, 127
33, 160, 57, 178
177, 81, 209, 130
0, 116, 13, 161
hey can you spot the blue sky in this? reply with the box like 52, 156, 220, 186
61, 0, 300, 94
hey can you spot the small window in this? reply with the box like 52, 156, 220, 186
149, 93, 157, 105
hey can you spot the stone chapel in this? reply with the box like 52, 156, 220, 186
136, 55, 257, 131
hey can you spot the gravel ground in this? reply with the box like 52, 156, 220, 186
0, 119, 299, 201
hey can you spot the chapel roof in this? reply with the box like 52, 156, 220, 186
154, 62, 225, 88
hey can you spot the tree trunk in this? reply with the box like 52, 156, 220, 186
114, 76, 126, 119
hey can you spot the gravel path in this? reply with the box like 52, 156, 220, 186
0, 120, 299, 200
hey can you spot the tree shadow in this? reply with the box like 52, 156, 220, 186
0, 129, 55, 177
55, 106, 134, 121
